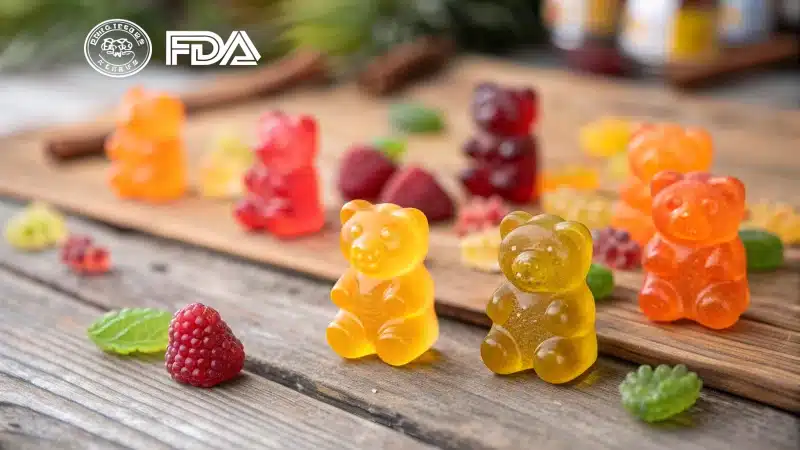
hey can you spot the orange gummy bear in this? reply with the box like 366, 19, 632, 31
104, 87, 187, 202
640, 171, 750, 330
611, 123, 713, 246
327, 200, 439, 366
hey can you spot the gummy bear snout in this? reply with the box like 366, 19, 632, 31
668, 206, 711, 241
511, 251, 550, 287
351, 241, 385, 270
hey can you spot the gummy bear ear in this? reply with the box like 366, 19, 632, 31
499, 211, 533, 239
650, 171, 684, 197
340, 200, 373, 224
392, 207, 429, 234
709, 176, 745, 204
554, 221, 593, 254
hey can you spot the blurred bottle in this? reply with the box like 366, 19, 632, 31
719, 0, 774, 45
668, 0, 720, 64
619, 0, 681, 67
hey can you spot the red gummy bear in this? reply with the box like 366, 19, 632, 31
459, 133, 539, 204
591, 227, 642, 270
234, 112, 325, 238
472, 82, 537, 137
61, 235, 110, 275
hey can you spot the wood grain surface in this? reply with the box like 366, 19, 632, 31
0, 200, 797, 450
0, 56, 798, 412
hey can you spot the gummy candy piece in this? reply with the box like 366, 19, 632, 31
198, 133, 254, 199
619, 364, 702, 423
4, 202, 67, 251
105, 87, 187, 202
454, 195, 509, 237
592, 227, 642, 270
61, 235, 111, 275
481, 212, 597, 383
459, 227, 501, 273
328, 200, 439, 366
641, 171, 750, 330
580, 117, 634, 158
460, 133, 539, 204
542, 188, 612, 231
540, 166, 601, 193
742, 201, 800, 244
739, 228, 784, 272
606, 152, 630, 182
472, 82, 538, 136
235, 112, 325, 238
587, 263, 614, 300
389, 103, 445, 134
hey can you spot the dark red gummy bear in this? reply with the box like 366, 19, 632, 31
459, 133, 538, 204
234, 111, 325, 238
166, 303, 244, 388
60, 235, 110, 275
591, 227, 643, 270
471, 82, 538, 137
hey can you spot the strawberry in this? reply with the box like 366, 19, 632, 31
337, 145, 397, 201
379, 166, 455, 222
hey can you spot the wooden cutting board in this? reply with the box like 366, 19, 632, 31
1, 56, 798, 412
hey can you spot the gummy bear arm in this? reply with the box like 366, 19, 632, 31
331, 269, 358, 310
642, 235, 678, 276
384, 265, 434, 317
486, 282, 518, 325
705, 240, 747, 280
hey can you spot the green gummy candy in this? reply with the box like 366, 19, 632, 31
389, 103, 445, 134
587, 263, 614, 300
739, 228, 784, 272
372, 137, 407, 162
620, 364, 703, 423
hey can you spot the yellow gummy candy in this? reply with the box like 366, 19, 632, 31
743, 202, 800, 244
198, 133, 254, 199
540, 166, 601, 193
580, 117, 634, 158
542, 188, 613, 231
459, 227, 502, 273
4, 202, 68, 251
606, 151, 630, 182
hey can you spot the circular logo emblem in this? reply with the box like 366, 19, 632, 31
84, 19, 152, 78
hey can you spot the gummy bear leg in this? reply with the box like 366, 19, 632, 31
639, 275, 683, 323
532, 333, 597, 384
694, 280, 750, 330
376, 309, 439, 367
326, 310, 374, 359
480, 326, 524, 375
266, 210, 326, 239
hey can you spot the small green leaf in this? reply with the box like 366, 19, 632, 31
87, 308, 172, 355
389, 103, 445, 134
372, 136, 407, 162
587, 263, 614, 301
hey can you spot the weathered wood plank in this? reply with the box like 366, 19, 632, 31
0, 268, 431, 450
0, 201, 795, 450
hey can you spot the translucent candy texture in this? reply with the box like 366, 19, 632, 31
199, 133, 254, 199
460, 133, 539, 204
542, 188, 612, 231
743, 201, 800, 244
580, 117, 634, 158
460, 227, 502, 273
540, 166, 600, 193
619, 364, 702, 423
328, 200, 439, 366
481, 212, 597, 383
4, 202, 67, 251
61, 235, 111, 275
641, 172, 750, 330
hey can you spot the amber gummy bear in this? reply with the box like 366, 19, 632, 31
481, 212, 597, 384
105, 87, 187, 202
327, 200, 439, 366
640, 171, 749, 330
611, 123, 713, 246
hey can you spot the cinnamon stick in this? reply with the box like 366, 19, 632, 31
45, 50, 329, 162
358, 36, 456, 96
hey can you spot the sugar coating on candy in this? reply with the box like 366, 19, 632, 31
459, 227, 502, 273
542, 188, 612, 231
328, 201, 439, 366
455, 195, 509, 237
640, 172, 750, 330
4, 202, 67, 251
198, 132, 254, 199
739, 228, 784, 272
105, 87, 187, 202
591, 227, 642, 270
742, 201, 800, 244
540, 166, 600, 193
61, 235, 111, 275
481, 212, 597, 383
619, 364, 702, 423
580, 117, 634, 158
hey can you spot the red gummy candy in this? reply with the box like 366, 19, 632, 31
234, 112, 325, 238
472, 82, 538, 137
61, 235, 110, 275
591, 227, 642, 270
459, 133, 539, 204
455, 195, 509, 237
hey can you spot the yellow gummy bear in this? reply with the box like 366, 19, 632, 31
4, 202, 67, 251
605, 151, 630, 182
743, 201, 800, 244
328, 200, 439, 366
460, 227, 502, 273
198, 133, 254, 199
580, 117, 634, 158
542, 188, 612, 231
540, 166, 601, 193
481, 212, 597, 383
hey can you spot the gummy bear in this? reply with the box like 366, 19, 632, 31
580, 117, 634, 158
460, 83, 540, 204
743, 201, 800, 244
105, 87, 187, 202
542, 188, 612, 231
198, 132, 254, 199
611, 123, 713, 246
640, 171, 750, 330
592, 227, 642, 270
459, 227, 502, 273
61, 235, 111, 275
234, 112, 325, 238
4, 202, 67, 251
481, 212, 597, 383
454, 195, 509, 237
540, 166, 600, 193
328, 200, 439, 366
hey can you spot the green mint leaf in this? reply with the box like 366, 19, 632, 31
372, 136, 407, 162
389, 103, 445, 134
587, 263, 614, 300
87, 308, 172, 355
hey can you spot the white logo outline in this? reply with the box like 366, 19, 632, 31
166, 30, 261, 66
84, 19, 152, 78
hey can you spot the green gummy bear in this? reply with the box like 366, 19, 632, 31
739, 228, 784, 272
619, 364, 703, 423
587, 263, 614, 300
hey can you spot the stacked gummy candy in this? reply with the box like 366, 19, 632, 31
459, 82, 539, 204
105, 87, 187, 202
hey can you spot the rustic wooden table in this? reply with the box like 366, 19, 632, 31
1, 64, 799, 450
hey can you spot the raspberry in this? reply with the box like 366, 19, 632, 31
61, 235, 110, 275
337, 144, 397, 201
591, 227, 642, 270
166, 303, 245, 388
379, 166, 455, 222
455, 195, 509, 237
471, 82, 538, 136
